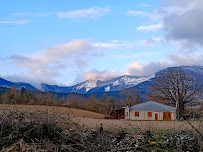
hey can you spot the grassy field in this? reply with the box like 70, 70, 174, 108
0, 104, 106, 119
0, 104, 202, 131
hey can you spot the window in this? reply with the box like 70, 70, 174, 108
148, 112, 152, 117
135, 111, 139, 117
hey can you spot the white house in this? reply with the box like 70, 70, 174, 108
125, 101, 176, 120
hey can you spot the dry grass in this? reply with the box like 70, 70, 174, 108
0, 104, 106, 119
0, 104, 202, 132
77, 117, 203, 132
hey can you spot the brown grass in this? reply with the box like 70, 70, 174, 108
0, 104, 106, 119
77, 117, 203, 131
1, 104, 202, 132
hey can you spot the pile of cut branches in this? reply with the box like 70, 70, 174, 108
0, 108, 111, 151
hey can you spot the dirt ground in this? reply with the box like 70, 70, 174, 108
75, 117, 203, 131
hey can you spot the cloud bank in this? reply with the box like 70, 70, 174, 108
9, 40, 100, 88
161, 0, 203, 51
126, 54, 203, 76
75, 53, 203, 83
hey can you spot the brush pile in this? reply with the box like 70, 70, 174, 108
0, 108, 202, 152
0, 108, 111, 151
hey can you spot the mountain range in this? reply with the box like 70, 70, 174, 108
41, 75, 151, 94
1, 66, 203, 96
0, 78, 37, 91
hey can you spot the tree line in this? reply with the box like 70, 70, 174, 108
0, 86, 141, 117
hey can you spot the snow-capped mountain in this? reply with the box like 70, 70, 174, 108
41, 66, 203, 94
0, 78, 37, 91
41, 79, 98, 94
86, 75, 151, 94
131, 65, 203, 95
1, 66, 203, 95
41, 75, 152, 94
157, 66, 203, 82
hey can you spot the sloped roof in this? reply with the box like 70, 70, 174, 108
130, 101, 176, 112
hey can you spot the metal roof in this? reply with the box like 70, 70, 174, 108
113, 107, 125, 111
130, 101, 176, 112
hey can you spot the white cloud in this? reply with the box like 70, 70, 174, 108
126, 10, 151, 17
145, 37, 165, 44
75, 69, 123, 83
75, 53, 203, 84
168, 54, 203, 66
126, 10, 159, 20
93, 42, 136, 49
137, 22, 163, 31
111, 40, 119, 43
135, 0, 203, 51
159, 0, 203, 51
10, 39, 138, 87
10, 40, 102, 87
0, 20, 30, 24
139, 5, 151, 7
126, 61, 168, 76
32, 40, 93, 64
57, 7, 110, 19
126, 54, 203, 76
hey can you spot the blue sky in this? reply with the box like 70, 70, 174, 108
0, 0, 203, 88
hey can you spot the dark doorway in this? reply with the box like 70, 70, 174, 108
155, 113, 158, 120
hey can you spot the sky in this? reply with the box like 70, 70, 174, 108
0, 0, 203, 89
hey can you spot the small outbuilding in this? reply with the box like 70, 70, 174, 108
125, 101, 176, 120
112, 107, 125, 119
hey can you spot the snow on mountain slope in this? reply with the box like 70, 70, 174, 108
41, 75, 152, 94
105, 86, 110, 92
76, 80, 97, 92
86, 75, 152, 94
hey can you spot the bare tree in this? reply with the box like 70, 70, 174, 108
100, 96, 115, 118
148, 68, 201, 120
120, 88, 141, 106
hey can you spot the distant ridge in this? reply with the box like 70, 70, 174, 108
1, 66, 203, 95
0, 78, 37, 91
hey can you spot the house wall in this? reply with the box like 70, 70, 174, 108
171, 112, 176, 120
125, 106, 130, 120
125, 108, 176, 120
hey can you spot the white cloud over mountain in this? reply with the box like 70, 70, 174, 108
10, 40, 100, 86
126, 54, 203, 76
